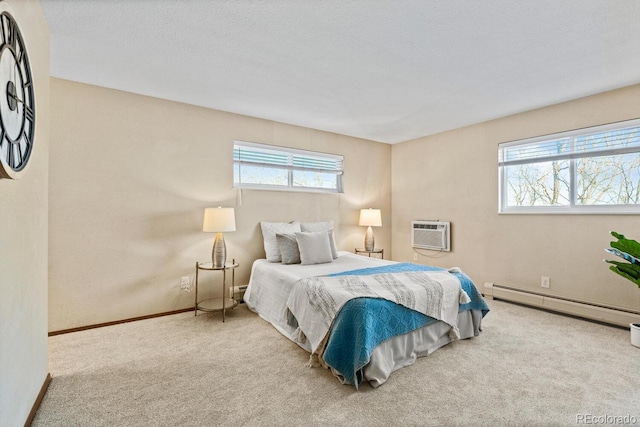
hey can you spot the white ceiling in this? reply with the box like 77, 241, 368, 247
40, 0, 640, 144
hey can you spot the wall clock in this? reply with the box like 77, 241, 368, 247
0, 9, 35, 180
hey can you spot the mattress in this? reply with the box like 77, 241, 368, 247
244, 251, 485, 387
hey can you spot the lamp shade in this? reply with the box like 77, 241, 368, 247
359, 208, 382, 227
203, 207, 236, 232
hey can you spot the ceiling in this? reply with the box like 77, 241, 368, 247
40, 0, 640, 144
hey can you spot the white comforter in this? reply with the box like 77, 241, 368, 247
286, 270, 471, 354
244, 252, 396, 351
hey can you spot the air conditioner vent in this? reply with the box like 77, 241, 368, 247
411, 221, 450, 251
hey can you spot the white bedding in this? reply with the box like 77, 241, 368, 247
244, 251, 395, 352
244, 251, 482, 387
287, 268, 470, 354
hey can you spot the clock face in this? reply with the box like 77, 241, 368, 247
0, 11, 35, 180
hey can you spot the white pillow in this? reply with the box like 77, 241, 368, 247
300, 221, 334, 232
295, 231, 333, 265
300, 221, 338, 259
275, 233, 301, 265
260, 222, 301, 262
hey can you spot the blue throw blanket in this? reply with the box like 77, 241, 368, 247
322, 263, 489, 387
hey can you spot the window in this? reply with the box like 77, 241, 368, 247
233, 141, 344, 193
499, 119, 640, 213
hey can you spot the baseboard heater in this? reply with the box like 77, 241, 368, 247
484, 283, 639, 328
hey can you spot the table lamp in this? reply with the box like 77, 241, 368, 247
359, 208, 381, 251
203, 206, 236, 268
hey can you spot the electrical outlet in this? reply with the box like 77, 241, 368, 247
541, 276, 550, 289
413, 253, 418, 261
180, 276, 191, 291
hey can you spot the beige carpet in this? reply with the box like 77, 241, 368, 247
33, 300, 640, 426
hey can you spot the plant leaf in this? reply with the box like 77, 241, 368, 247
610, 231, 640, 259
609, 265, 640, 288
604, 248, 640, 266
605, 260, 640, 279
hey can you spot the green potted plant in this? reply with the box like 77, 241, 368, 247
604, 231, 640, 348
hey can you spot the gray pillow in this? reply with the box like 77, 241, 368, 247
260, 222, 301, 262
300, 221, 338, 259
295, 231, 333, 265
276, 233, 301, 264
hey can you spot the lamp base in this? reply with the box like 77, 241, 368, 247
212, 232, 227, 268
364, 226, 375, 251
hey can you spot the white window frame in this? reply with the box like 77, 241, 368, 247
233, 141, 344, 193
498, 118, 640, 214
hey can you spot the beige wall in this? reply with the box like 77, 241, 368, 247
47, 44, 640, 339
49, 79, 391, 332
0, 1, 50, 425
392, 84, 640, 312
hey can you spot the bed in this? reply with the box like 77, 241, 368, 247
245, 236, 489, 388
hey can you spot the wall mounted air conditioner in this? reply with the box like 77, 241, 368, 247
411, 221, 450, 251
